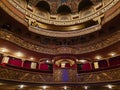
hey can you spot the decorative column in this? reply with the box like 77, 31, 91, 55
1, 55, 9, 64
106, 59, 110, 67
21, 59, 24, 67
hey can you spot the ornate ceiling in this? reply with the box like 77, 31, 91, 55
27, 0, 101, 14
0, 0, 120, 88
0, 0, 120, 61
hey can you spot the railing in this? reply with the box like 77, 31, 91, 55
0, 65, 120, 84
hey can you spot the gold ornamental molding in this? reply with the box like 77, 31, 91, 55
0, 0, 27, 26
0, 0, 120, 37
29, 24, 101, 38
0, 66, 120, 84
78, 67, 120, 84
0, 29, 120, 54
6, 0, 119, 26
28, 2, 120, 37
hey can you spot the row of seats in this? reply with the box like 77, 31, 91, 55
77, 56, 120, 72
0, 54, 53, 73
0, 54, 120, 73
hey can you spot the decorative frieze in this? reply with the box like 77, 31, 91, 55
0, 66, 120, 84
6, 0, 120, 26
0, 30, 120, 54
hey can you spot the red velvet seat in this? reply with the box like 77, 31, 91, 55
39, 63, 49, 70
8, 57, 22, 67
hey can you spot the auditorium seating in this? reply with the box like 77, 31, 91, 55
0, 53, 120, 73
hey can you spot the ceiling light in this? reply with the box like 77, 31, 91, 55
64, 86, 67, 90
109, 52, 116, 57
15, 52, 23, 57
95, 55, 102, 60
43, 86, 47, 89
19, 85, 24, 88
30, 57, 34, 60
79, 59, 87, 63
84, 86, 88, 90
107, 85, 112, 89
1, 48, 8, 52
46, 60, 49, 63
76, 59, 79, 62
0, 83, 4, 85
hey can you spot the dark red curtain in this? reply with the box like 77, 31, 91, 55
82, 63, 92, 71
109, 56, 120, 67
53, 64, 59, 68
71, 64, 77, 69
65, 63, 70, 68
39, 63, 49, 70
98, 60, 108, 69
23, 61, 31, 69
8, 57, 22, 67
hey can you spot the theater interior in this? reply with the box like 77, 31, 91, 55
0, 0, 120, 90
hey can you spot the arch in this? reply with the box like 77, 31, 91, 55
78, 0, 93, 12
57, 5, 71, 14
55, 59, 75, 67
36, 1, 50, 13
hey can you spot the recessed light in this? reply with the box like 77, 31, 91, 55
43, 86, 47, 89
15, 52, 23, 57
64, 86, 67, 90
46, 60, 49, 63
84, 86, 88, 90
19, 85, 24, 88
76, 59, 79, 62
0, 83, 4, 85
78, 59, 87, 63
1, 48, 8, 52
95, 55, 102, 60
109, 52, 116, 57
107, 85, 112, 89
30, 57, 34, 60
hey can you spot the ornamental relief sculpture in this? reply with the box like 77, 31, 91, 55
0, 0, 120, 38
0, 66, 120, 84
0, 30, 120, 54
4, 0, 120, 26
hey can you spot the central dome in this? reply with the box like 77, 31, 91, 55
5, 0, 117, 34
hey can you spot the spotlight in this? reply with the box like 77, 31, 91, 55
43, 86, 47, 89
19, 85, 24, 88
15, 52, 23, 57
107, 85, 112, 89
79, 59, 87, 63
46, 60, 49, 63
1, 48, 8, 52
95, 55, 102, 60
30, 57, 34, 60
64, 86, 67, 90
109, 52, 116, 57
84, 86, 88, 90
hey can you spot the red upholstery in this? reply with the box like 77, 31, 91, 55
65, 63, 70, 68
98, 60, 108, 69
71, 64, 77, 68
39, 63, 48, 70
8, 57, 22, 67
23, 61, 31, 69
82, 63, 92, 71
109, 56, 120, 66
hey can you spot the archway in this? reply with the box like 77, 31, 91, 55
36, 1, 50, 12
57, 5, 71, 14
